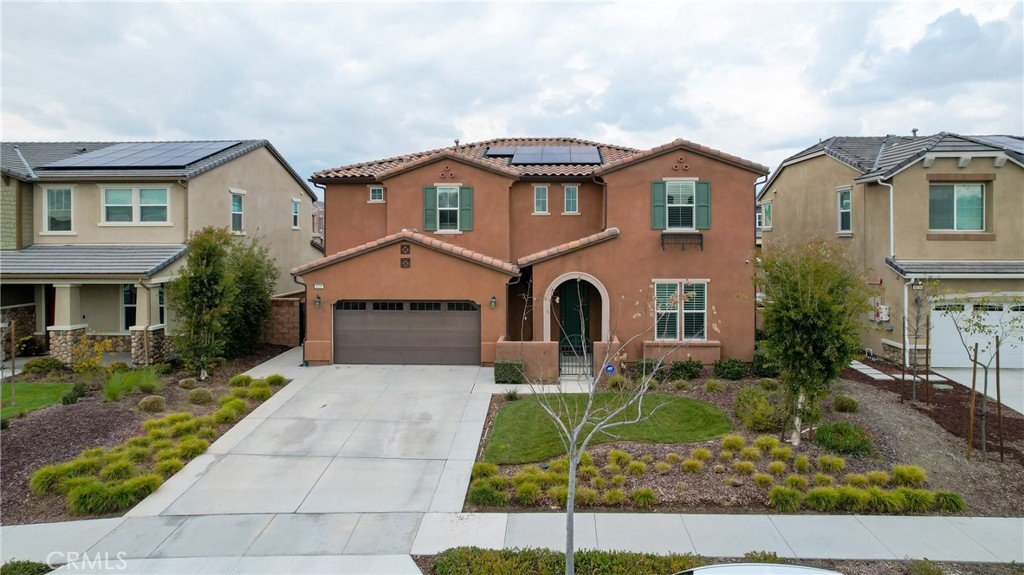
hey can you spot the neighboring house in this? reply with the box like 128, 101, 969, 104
292, 137, 768, 379
311, 200, 325, 252
0, 140, 320, 365
758, 132, 1024, 369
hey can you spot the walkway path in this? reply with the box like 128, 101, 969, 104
2, 350, 1020, 573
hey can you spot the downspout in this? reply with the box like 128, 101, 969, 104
292, 274, 308, 366
592, 175, 607, 230
876, 178, 895, 259
903, 278, 914, 368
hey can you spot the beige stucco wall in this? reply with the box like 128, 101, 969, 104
80, 284, 122, 333
189, 146, 320, 294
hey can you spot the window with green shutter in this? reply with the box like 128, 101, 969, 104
424, 185, 472, 231
653, 180, 710, 230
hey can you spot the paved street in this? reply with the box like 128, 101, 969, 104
1, 348, 1021, 574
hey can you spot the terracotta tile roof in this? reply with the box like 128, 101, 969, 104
311, 137, 640, 181
291, 230, 520, 276
517, 227, 620, 266
594, 138, 770, 176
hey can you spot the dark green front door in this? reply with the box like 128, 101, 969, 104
559, 281, 590, 350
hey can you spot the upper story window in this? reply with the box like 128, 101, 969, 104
837, 188, 852, 233
755, 204, 763, 229
437, 185, 459, 230
231, 191, 245, 233
929, 183, 984, 231
369, 186, 384, 202
652, 180, 711, 230
291, 200, 301, 229
667, 181, 695, 229
533, 185, 549, 214
761, 201, 773, 230
46, 187, 73, 232
654, 280, 707, 341
102, 187, 168, 224
564, 185, 578, 214
423, 185, 473, 232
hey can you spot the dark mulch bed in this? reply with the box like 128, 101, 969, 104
0, 344, 289, 526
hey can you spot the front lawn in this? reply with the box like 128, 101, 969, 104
483, 393, 732, 464
1, 382, 73, 418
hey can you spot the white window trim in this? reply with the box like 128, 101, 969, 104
121, 284, 137, 333
42, 185, 76, 235
653, 279, 708, 341
533, 185, 549, 215
291, 198, 301, 230
929, 183, 986, 232
436, 184, 460, 231
563, 184, 579, 215
368, 185, 385, 203
755, 205, 763, 229
230, 188, 246, 235
665, 180, 696, 231
98, 185, 172, 227
761, 200, 773, 230
836, 187, 852, 236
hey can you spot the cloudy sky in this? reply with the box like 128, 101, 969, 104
2, 2, 1021, 195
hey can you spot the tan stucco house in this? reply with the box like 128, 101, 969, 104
758, 133, 1024, 369
0, 140, 320, 365
293, 137, 769, 379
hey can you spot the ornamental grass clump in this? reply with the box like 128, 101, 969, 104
740, 447, 761, 461
264, 374, 287, 386
770, 446, 793, 461
784, 475, 808, 491
794, 455, 810, 474
603, 489, 626, 505
844, 473, 869, 487
767, 461, 786, 476
472, 462, 498, 479
665, 453, 682, 464
248, 386, 272, 402
682, 459, 704, 473
833, 395, 859, 413
575, 487, 598, 506
768, 486, 802, 512
891, 465, 928, 488
803, 487, 840, 512
690, 448, 712, 462
626, 461, 647, 476
897, 488, 935, 512
867, 486, 906, 513
607, 449, 632, 467
721, 435, 745, 451
187, 388, 214, 405
155, 458, 184, 478
514, 481, 541, 505
653, 462, 672, 475
718, 450, 735, 462
631, 488, 657, 509
817, 455, 845, 474
814, 421, 874, 456
753, 473, 773, 488
610, 474, 626, 487
836, 485, 870, 512
177, 437, 209, 459
547, 485, 569, 507
99, 460, 136, 482
733, 461, 755, 475
228, 374, 253, 387
813, 473, 834, 487
867, 470, 889, 486
933, 491, 966, 513
754, 436, 779, 452
468, 480, 509, 507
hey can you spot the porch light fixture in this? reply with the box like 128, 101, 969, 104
314, 295, 321, 308
490, 296, 497, 309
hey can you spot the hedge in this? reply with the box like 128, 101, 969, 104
494, 360, 526, 384
432, 547, 705, 575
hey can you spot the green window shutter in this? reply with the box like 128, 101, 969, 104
695, 181, 711, 229
458, 186, 473, 231
651, 182, 667, 229
423, 187, 437, 231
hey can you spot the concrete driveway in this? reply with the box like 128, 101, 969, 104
933, 367, 1024, 415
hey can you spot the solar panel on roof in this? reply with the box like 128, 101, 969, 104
484, 146, 517, 157
509, 145, 602, 165
43, 141, 241, 169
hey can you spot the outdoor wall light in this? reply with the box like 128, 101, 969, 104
314, 295, 321, 308
490, 296, 497, 309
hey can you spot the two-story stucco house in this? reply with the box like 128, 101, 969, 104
758, 133, 1024, 369
0, 140, 320, 365
292, 137, 768, 379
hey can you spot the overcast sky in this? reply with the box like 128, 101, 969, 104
3, 2, 1021, 196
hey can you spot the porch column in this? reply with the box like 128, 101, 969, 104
48, 284, 87, 365
129, 284, 164, 366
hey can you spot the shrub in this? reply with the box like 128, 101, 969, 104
754, 436, 779, 452
607, 375, 629, 390
813, 473, 834, 487
713, 358, 746, 380
690, 448, 712, 462
836, 486, 869, 512
704, 379, 725, 393
431, 547, 704, 575
784, 475, 808, 491
670, 359, 703, 381
123, 447, 151, 464
718, 450, 735, 462
603, 489, 626, 505
770, 446, 793, 461
733, 385, 786, 433
635, 358, 663, 381
721, 435, 745, 451
503, 388, 520, 402
152, 363, 173, 376
590, 476, 606, 490
833, 394, 859, 413
866, 487, 905, 513
170, 419, 200, 437
740, 447, 761, 461
908, 559, 944, 575
608, 449, 632, 466
752, 346, 780, 377
230, 387, 249, 399
155, 458, 184, 478
604, 463, 622, 475
867, 470, 889, 486
548, 458, 569, 473
814, 421, 875, 455
665, 453, 682, 464
99, 460, 136, 481
610, 474, 626, 487
672, 379, 690, 390
753, 473, 773, 488
891, 465, 928, 488
494, 360, 526, 384
897, 488, 935, 512
933, 491, 966, 513
626, 461, 647, 476
64, 457, 103, 477
817, 455, 845, 474
733, 461, 755, 475
229, 374, 253, 387
186, 388, 214, 405
577, 465, 598, 479
155, 448, 181, 461
768, 486, 802, 512
150, 439, 174, 450
196, 427, 217, 440
794, 455, 810, 474
472, 462, 498, 479
682, 459, 704, 473
23, 356, 65, 374
844, 473, 869, 487
513, 481, 541, 505
758, 378, 779, 391
547, 485, 569, 507
804, 487, 839, 511
62, 391, 79, 405
178, 377, 197, 390
248, 386, 272, 402
264, 374, 286, 387
468, 480, 508, 507
138, 395, 166, 413
631, 488, 656, 509
575, 487, 598, 506
29, 465, 64, 495
138, 378, 163, 394
767, 461, 786, 476
177, 437, 209, 459
0, 560, 52, 575
743, 550, 783, 564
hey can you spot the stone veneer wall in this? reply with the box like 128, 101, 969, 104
47, 327, 88, 365
1, 177, 17, 251
130, 328, 167, 365
86, 334, 131, 353
264, 298, 301, 347
0, 305, 38, 361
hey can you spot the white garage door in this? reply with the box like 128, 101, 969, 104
930, 302, 1024, 369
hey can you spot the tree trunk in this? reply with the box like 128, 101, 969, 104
981, 367, 989, 456
565, 448, 577, 575
790, 391, 805, 446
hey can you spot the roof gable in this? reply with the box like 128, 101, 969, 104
594, 138, 769, 177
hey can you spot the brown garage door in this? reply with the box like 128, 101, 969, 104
333, 300, 481, 365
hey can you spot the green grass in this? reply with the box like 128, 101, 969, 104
1, 382, 74, 418
482, 393, 732, 464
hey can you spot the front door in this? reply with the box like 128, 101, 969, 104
559, 281, 592, 376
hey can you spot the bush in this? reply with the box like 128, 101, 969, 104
472, 462, 498, 479
61, 391, 79, 405
635, 358, 663, 381
754, 435, 779, 452
753, 473, 773, 488
229, 374, 253, 387
908, 559, 944, 575
138, 378, 163, 394
230, 387, 249, 399
704, 379, 725, 393
431, 547, 704, 575
670, 359, 703, 381
733, 385, 786, 433
804, 487, 839, 511
178, 377, 197, 390
768, 486, 802, 512
891, 465, 928, 488
784, 475, 808, 491
814, 421, 875, 455
758, 378, 779, 391
897, 488, 935, 512
733, 461, 755, 475
817, 455, 845, 474
22, 356, 65, 374
740, 447, 761, 461
631, 488, 656, 509
682, 459, 704, 473
933, 491, 966, 513
468, 480, 508, 506
603, 489, 626, 505
626, 461, 647, 476
155, 458, 184, 478
138, 395, 166, 413
713, 358, 746, 380
514, 481, 541, 505
751, 346, 780, 377
0, 560, 52, 575
503, 388, 520, 401
836, 486, 869, 512
608, 449, 632, 466
493, 360, 526, 384
187, 388, 214, 405
721, 435, 745, 451
690, 448, 712, 462
152, 363, 173, 376
767, 461, 785, 476
833, 394, 859, 413
248, 386, 272, 402
607, 375, 629, 390
264, 374, 286, 387
770, 446, 793, 461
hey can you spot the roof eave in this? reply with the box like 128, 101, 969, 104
595, 139, 769, 178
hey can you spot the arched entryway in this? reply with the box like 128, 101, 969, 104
543, 272, 610, 376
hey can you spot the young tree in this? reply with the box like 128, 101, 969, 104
755, 240, 872, 446
167, 227, 237, 376
222, 237, 278, 358
905, 279, 941, 403
939, 292, 1024, 456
